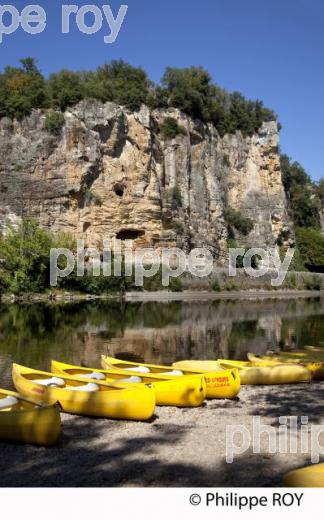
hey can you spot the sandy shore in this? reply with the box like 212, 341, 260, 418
1, 381, 324, 487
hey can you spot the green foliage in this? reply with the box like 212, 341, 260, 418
161, 66, 277, 136
0, 220, 135, 295
281, 155, 321, 229
211, 279, 221, 292
44, 111, 65, 135
82, 60, 150, 111
47, 70, 84, 111
223, 280, 239, 292
315, 179, 324, 207
224, 208, 254, 236
0, 58, 47, 119
0, 58, 277, 137
160, 117, 187, 140
171, 220, 185, 234
285, 272, 298, 289
84, 190, 102, 207
295, 228, 324, 268
279, 245, 305, 272
227, 238, 258, 269
141, 267, 183, 292
223, 154, 230, 167
169, 277, 183, 292
0, 220, 52, 293
305, 275, 322, 291
171, 184, 182, 210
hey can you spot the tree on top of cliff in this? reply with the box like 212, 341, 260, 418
47, 70, 84, 111
0, 58, 277, 136
0, 58, 47, 119
82, 60, 151, 111
158, 66, 277, 136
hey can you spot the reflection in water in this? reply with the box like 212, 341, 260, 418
0, 297, 323, 388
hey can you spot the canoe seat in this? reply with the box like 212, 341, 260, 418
78, 371, 106, 381
33, 377, 65, 388
117, 376, 142, 383
124, 366, 151, 374
159, 370, 183, 376
0, 396, 19, 410
66, 383, 99, 392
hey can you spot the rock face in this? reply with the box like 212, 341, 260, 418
0, 100, 293, 261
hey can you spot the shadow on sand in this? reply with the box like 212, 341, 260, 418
0, 413, 288, 487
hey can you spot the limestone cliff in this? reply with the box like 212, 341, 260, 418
0, 100, 293, 261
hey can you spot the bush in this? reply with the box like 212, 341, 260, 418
211, 279, 221, 292
0, 219, 135, 295
169, 277, 183, 292
281, 155, 321, 229
295, 228, 324, 269
160, 117, 187, 140
84, 190, 102, 207
44, 111, 65, 135
305, 275, 322, 291
223, 280, 239, 292
224, 208, 254, 235
223, 154, 230, 167
0, 220, 52, 294
171, 185, 182, 209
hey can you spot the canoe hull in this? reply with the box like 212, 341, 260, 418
102, 356, 240, 400
248, 353, 324, 381
0, 404, 61, 446
12, 364, 155, 421
0, 389, 61, 446
218, 360, 311, 385
51, 361, 206, 408
172, 361, 240, 399
283, 463, 324, 487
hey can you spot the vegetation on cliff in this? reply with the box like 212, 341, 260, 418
224, 208, 254, 236
281, 155, 324, 269
0, 220, 134, 295
0, 58, 277, 137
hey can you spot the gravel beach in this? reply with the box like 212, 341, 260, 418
1, 381, 324, 487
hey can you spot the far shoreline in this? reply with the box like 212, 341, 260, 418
0, 289, 323, 305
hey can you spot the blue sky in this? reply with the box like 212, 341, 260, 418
1, 0, 323, 180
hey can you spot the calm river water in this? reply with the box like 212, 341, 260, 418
0, 296, 324, 388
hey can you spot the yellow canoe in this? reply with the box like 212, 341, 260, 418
174, 359, 311, 385
51, 360, 206, 408
263, 350, 324, 361
218, 359, 311, 384
0, 388, 61, 446
12, 364, 155, 421
248, 353, 324, 381
101, 355, 240, 399
283, 463, 324, 487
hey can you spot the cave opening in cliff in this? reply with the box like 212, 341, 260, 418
83, 222, 91, 232
113, 183, 125, 197
116, 229, 145, 240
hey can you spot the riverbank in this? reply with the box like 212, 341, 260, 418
0, 289, 323, 304
125, 290, 324, 302
1, 381, 323, 487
